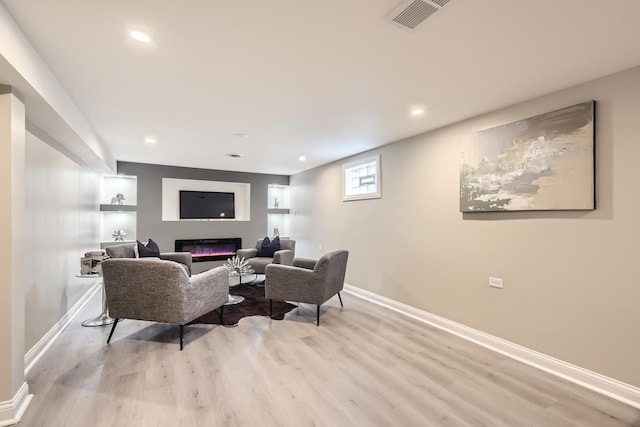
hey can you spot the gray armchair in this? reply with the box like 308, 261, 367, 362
265, 250, 348, 325
236, 239, 296, 274
105, 242, 193, 276
102, 258, 229, 350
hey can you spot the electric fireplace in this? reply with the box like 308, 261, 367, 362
175, 238, 241, 262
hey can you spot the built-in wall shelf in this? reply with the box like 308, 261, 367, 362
267, 184, 291, 238
100, 175, 137, 247
100, 204, 136, 212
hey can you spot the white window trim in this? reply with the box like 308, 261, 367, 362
342, 154, 381, 201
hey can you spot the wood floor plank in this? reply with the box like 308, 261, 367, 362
17, 290, 640, 427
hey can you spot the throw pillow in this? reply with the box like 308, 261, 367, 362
259, 236, 281, 257
137, 238, 160, 258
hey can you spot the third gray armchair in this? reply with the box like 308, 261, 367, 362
265, 249, 349, 325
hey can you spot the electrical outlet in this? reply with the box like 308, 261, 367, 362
317, 244, 323, 251
489, 277, 504, 289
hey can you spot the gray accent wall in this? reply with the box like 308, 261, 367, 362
117, 162, 288, 274
290, 66, 640, 388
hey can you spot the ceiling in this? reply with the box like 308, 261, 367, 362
1, 0, 640, 175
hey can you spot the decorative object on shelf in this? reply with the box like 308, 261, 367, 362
273, 195, 279, 208
112, 229, 127, 241
223, 256, 254, 276
273, 227, 279, 237
80, 250, 109, 275
111, 193, 125, 205
460, 101, 595, 212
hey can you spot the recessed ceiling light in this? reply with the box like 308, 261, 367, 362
410, 107, 426, 116
227, 153, 243, 158
130, 30, 152, 43
144, 136, 157, 145
298, 155, 307, 162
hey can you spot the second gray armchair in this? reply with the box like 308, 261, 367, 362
105, 242, 193, 276
265, 250, 349, 325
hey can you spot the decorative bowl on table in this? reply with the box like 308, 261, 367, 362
223, 256, 254, 276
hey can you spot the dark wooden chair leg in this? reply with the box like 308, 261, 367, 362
179, 325, 184, 351
337, 292, 343, 308
107, 318, 119, 344
317, 305, 320, 326
269, 299, 273, 318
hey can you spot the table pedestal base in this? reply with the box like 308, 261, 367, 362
82, 313, 115, 327
226, 294, 245, 305
79, 276, 114, 327
226, 272, 256, 305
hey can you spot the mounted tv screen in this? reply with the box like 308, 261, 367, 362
179, 191, 235, 219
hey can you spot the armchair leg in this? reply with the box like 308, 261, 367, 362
337, 292, 343, 308
107, 318, 120, 344
179, 325, 184, 351
269, 299, 273, 318
317, 305, 320, 326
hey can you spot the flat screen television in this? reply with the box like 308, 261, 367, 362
179, 190, 235, 219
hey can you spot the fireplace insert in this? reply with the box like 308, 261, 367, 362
175, 238, 241, 262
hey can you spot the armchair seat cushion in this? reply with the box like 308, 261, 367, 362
245, 257, 275, 274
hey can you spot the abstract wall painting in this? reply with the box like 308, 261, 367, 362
460, 101, 595, 212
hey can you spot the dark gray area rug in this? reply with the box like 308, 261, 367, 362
192, 284, 296, 326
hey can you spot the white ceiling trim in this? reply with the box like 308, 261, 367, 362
0, 3, 115, 172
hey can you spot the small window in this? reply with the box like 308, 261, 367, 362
342, 154, 381, 201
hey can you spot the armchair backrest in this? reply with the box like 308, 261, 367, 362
106, 243, 136, 258
254, 239, 296, 254
314, 250, 349, 301
281, 239, 296, 252
102, 258, 190, 324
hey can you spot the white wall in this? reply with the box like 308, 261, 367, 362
0, 89, 26, 410
24, 131, 100, 351
290, 66, 640, 388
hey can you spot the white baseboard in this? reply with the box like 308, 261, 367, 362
0, 382, 32, 426
343, 284, 640, 409
24, 280, 101, 376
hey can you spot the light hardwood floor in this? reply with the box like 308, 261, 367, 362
19, 290, 640, 427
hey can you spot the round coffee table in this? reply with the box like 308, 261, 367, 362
226, 271, 257, 305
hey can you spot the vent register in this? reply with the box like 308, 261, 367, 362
388, 0, 451, 30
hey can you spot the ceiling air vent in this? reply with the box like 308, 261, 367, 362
387, 0, 451, 31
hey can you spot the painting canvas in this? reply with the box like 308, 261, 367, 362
460, 101, 595, 212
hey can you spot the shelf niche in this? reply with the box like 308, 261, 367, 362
100, 175, 137, 247
267, 184, 291, 238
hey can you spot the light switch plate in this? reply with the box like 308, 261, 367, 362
489, 277, 504, 288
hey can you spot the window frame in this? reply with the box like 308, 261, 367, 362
342, 154, 381, 201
